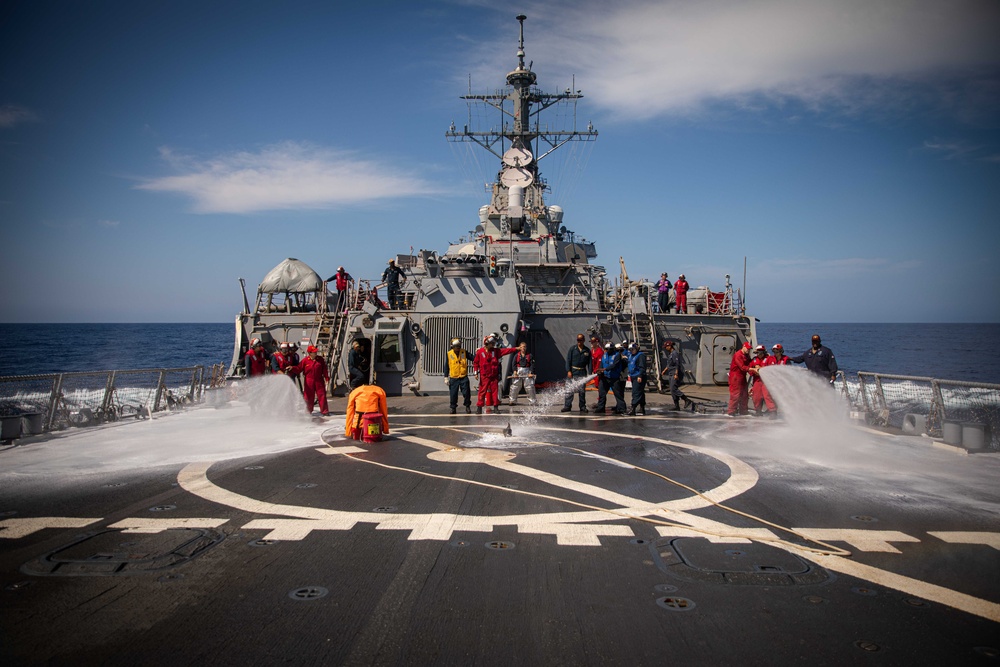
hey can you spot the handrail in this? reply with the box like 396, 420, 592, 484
0, 365, 218, 439
841, 370, 999, 449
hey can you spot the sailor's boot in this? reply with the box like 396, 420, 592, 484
476, 406, 483, 415
670, 399, 681, 411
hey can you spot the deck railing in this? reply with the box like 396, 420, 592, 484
837, 371, 1000, 450
0, 364, 226, 441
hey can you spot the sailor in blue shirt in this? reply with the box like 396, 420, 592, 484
594, 342, 627, 414
626, 342, 646, 416
789, 334, 838, 385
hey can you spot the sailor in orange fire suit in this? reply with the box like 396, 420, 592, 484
286, 345, 330, 416
344, 382, 389, 439
473, 334, 517, 414
727, 341, 752, 416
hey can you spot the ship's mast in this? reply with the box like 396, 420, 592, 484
446, 15, 597, 238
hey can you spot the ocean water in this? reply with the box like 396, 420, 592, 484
755, 322, 999, 385
0, 322, 996, 384
0, 323, 233, 377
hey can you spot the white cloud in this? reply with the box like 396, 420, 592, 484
98, 219, 120, 227
920, 139, 983, 161
137, 142, 446, 214
467, 0, 1000, 120
0, 104, 39, 128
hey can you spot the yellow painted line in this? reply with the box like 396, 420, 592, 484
791, 529, 920, 553
177, 422, 763, 544
0, 517, 102, 539
107, 518, 230, 533
317, 445, 367, 455
929, 531, 1000, 550
796, 550, 1000, 623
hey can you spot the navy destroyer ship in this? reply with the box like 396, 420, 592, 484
228, 15, 754, 395
2, 16, 997, 667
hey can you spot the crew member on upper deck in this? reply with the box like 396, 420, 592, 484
655, 273, 672, 314
674, 274, 690, 314
381, 259, 405, 310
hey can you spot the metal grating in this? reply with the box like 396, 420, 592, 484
421, 316, 482, 376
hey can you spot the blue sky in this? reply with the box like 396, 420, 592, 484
1, 0, 998, 323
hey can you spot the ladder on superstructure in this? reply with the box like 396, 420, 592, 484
314, 287, 353, 389
619, 258, 663, 389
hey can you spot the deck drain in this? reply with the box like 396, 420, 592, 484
248, 539, 279, 547
288, 586, 328, 601
803, 595, 828, 604
0, 510, 18, 517
244, 466, 264, 470
372, 506, 397, 513
593, 469, 607, 474
850, 515, 878, 523
157, 573, 184, 583
630, 538, 648, 545
851, 586, 878, 596
904, 597, 929, 608
485, 540, 515, 550
148, 505, 176, 512
501, 484, 519, 490
724, 549, 745, 556
656, 596, 695, 611
5, 581, 34, 591
295, 483, 317, 489
854, 640, 880, 652
653, 584, 678, 593
450, 540, 471, 548
973, 646, 1000, 659
104, 482, 127, 488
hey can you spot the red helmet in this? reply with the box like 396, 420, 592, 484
307, 345, 318, 353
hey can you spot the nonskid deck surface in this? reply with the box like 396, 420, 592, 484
1, 392, 998, 665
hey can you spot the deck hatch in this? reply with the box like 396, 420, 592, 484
21, 528, 224, 576
652, 537, 831, 586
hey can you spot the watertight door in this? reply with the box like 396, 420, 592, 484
374, 319, 406, 395
712, 335, 736, 385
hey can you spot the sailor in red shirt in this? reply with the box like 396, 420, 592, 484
748, 345, 777, 415
473, 334, 517, 414
244, 338, 268, 377
674, 274, 690, 314
286, 345, 331, 416
588, 335, 603, 388
270, 342, 295, 374
728, 341, 752, 416
769, 343, 791, 367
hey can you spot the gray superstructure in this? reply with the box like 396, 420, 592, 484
228, 15, 755, 395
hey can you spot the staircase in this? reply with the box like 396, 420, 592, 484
619, 258, 663, 390
314, 288, 353, 389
